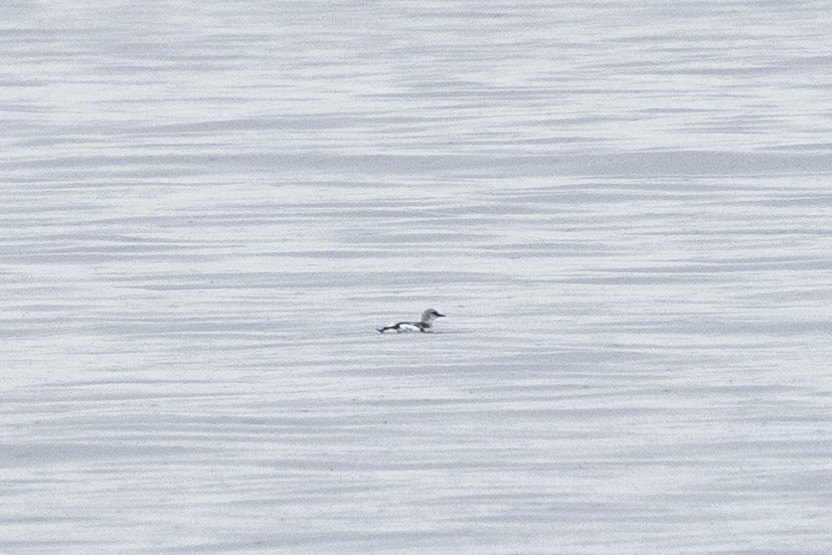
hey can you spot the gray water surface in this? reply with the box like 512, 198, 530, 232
2, 1, 832, 553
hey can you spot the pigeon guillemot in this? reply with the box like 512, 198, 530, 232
377, 309, 445, 333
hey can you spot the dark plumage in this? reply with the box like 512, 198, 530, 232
377, 309, 445, 333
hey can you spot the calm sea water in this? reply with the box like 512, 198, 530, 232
2, 1, 831, 553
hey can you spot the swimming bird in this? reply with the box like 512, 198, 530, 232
377, 309, 445, 333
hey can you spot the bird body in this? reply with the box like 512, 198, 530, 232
377, 309, 445, 333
